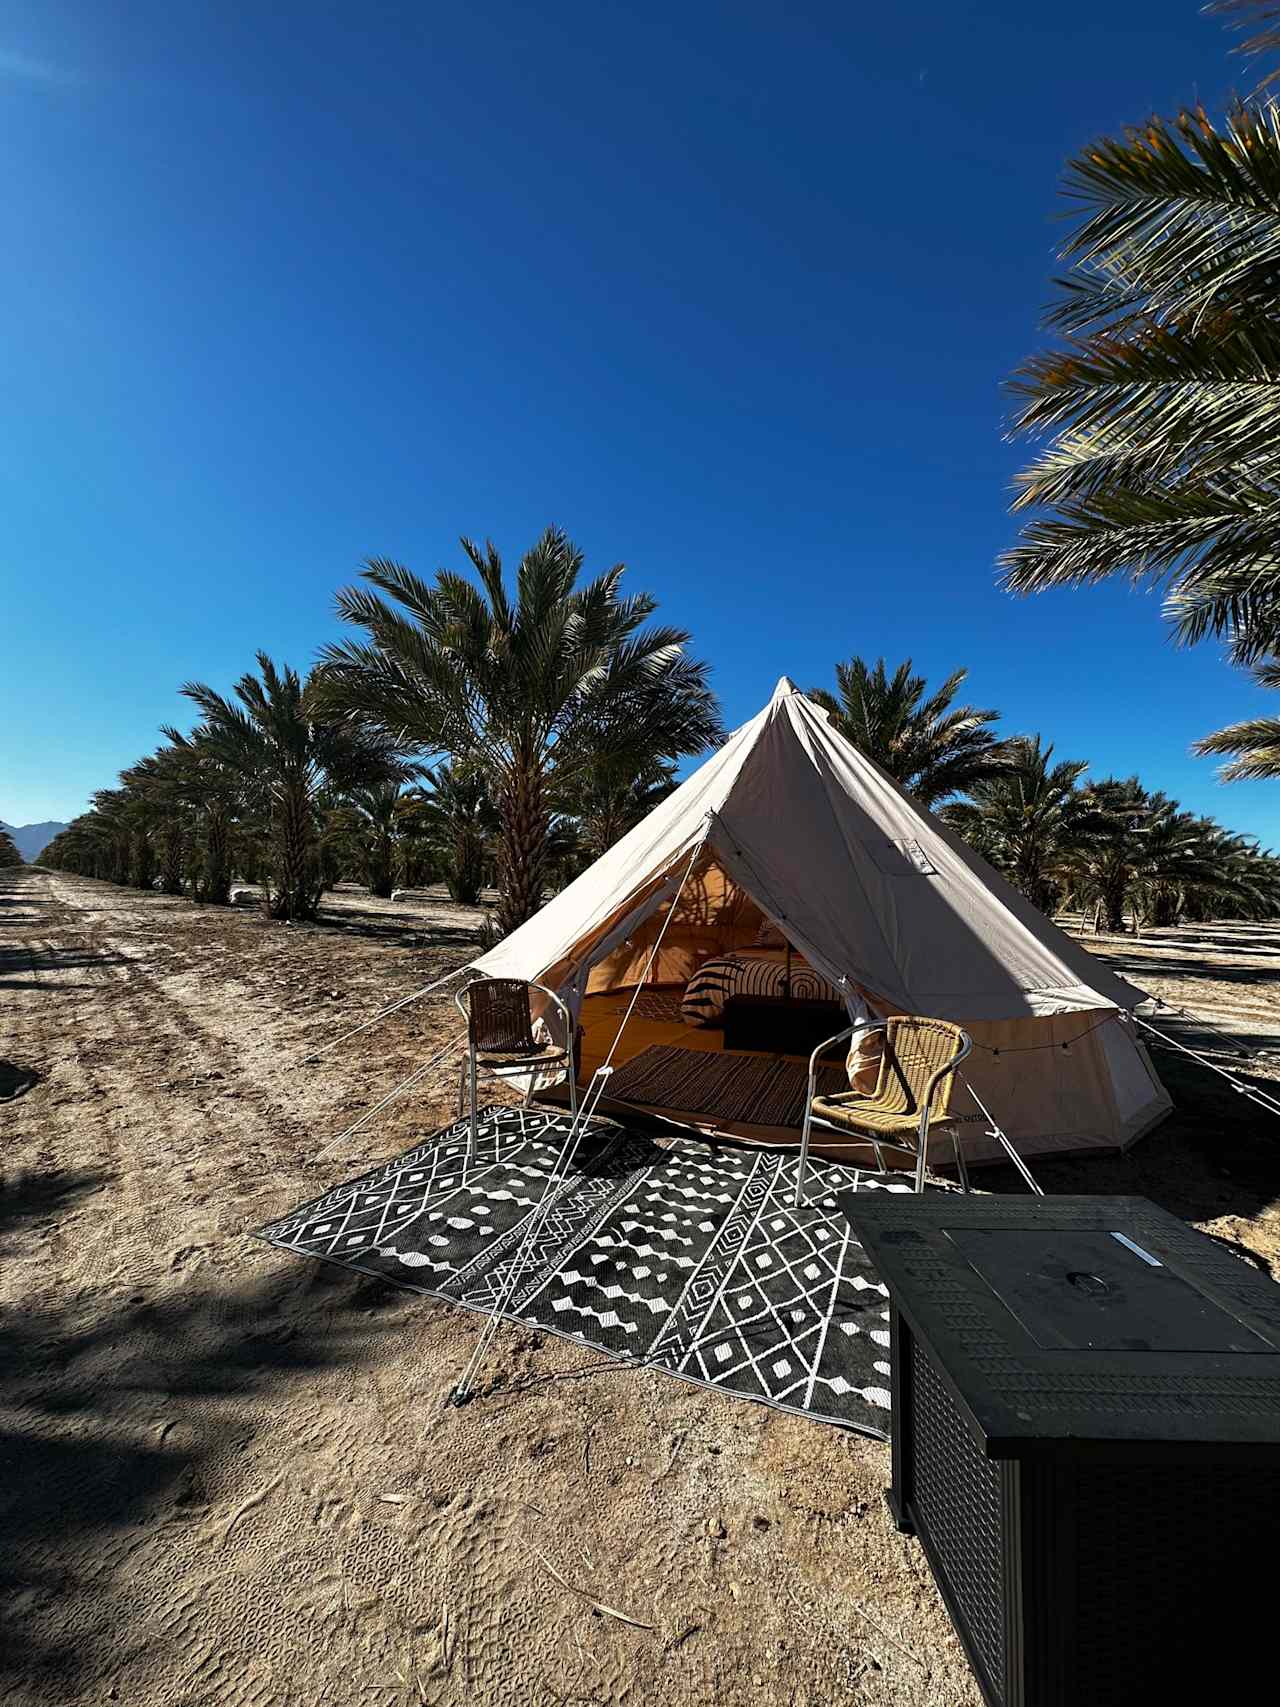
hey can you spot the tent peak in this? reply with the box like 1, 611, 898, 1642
770, 675, 800, 702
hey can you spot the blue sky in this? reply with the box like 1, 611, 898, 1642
3, 0, 1278, 844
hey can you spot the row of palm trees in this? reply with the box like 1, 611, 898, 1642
37, 529, 1280, 935
810, 658, 1280, 930
41, 530, 722, 929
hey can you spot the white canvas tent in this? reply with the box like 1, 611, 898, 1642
468, 678, 1171, 1165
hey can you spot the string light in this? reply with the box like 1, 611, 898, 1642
973, 1013, 1115, 1057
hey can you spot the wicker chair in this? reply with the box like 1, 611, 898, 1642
794, 1016, 973, 1205
455, 978, 578, 1166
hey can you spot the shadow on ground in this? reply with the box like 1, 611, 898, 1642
0, 1061, 40, 1101
1092, 951, 1280, 990
312, 903, 484, 950
0, 943, 130, 992
978, 1050, 1280, 1254
0, 1167, 414, 1702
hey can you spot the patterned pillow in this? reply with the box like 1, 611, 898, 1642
754, 918, 786, 949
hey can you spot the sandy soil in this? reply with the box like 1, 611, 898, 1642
3, 867, 1278, 1707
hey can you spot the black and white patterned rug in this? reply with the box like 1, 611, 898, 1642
256, 1105, 914, 1436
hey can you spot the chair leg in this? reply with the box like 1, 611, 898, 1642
467, 1045, 479, 1169
951, 1128, 971, 1194
457, 1054, 468, 1120
914, 1114, 929, 1195
795, 1093, 817, 1209
568, 1060, 578, 1122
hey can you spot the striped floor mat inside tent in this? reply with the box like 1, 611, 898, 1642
257, 1105, 916, 1436
604, 1043, 850, 1128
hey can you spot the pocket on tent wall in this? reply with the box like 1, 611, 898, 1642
862, 838, 938, 877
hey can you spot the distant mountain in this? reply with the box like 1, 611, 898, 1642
0, 819, 69, 862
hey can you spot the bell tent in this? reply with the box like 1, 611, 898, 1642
467, 678, 1171, 1165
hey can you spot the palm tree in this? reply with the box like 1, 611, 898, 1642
40, 820, 98, 877
1194, 658, 1280, 780
318, 528, 722, 933
811, 657, 1007, 806
83, 788, 134, 886
121, 747, 195, 896
181, 653, 405, 922
0, 829, 21, 867
1060, 779, 1171, 933
1002, 90, 1280, 665
91, 776, 159, 891
159, 728, 247, 904
568, 753, 678, 864
1208, 2, 1280, 88
1130, 810, 1278, 926
943, 736, 1090, 911
328, 779, 411, 898
406, 764, 499, 905
1180, 834, 1280, 921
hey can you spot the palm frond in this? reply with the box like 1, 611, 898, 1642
1207, 1, 1280, 89
1004, 94, 1280, 664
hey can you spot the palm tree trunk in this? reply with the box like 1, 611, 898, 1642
369, 827, 394, 899
204, 808, 231, 905
1103, 877, 1127, 933
272, 782, 315, 921
447, 828, 485, 905
1016, 848, 1049, 913
131, 830, 156, 891
497, 766, 548, 933
161, 823, 185, 895
1150, 886, 1180, 928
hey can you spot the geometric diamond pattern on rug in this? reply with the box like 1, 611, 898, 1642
256, 1104, 918, 1438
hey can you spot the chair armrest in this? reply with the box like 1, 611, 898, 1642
916, 1030, 974, 1129
529, 980, 574, 1046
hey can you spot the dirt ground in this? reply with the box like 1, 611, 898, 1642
3, 866, 1279, 1707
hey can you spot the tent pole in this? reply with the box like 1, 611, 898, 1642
962, 1079, 1043, 1195
446, 829, 710, 1407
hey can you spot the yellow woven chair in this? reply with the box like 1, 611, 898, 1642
794, 1015, 973, 1204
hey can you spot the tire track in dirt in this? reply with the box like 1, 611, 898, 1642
2, 867, 983, 1707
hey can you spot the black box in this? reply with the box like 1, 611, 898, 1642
836, 1194, 1280, 1707
722, 994, 845, 1057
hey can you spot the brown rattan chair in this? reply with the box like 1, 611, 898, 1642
795, 1015, 973, 1204
455, 978, 578, 1166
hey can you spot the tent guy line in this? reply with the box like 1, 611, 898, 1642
302, 963, 471, 1063
446, 830, 710, 1407
1133, 1014, 1280, 1129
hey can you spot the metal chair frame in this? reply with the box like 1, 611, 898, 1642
794, 1018, 973, 1207
454, 977, 578, 1168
